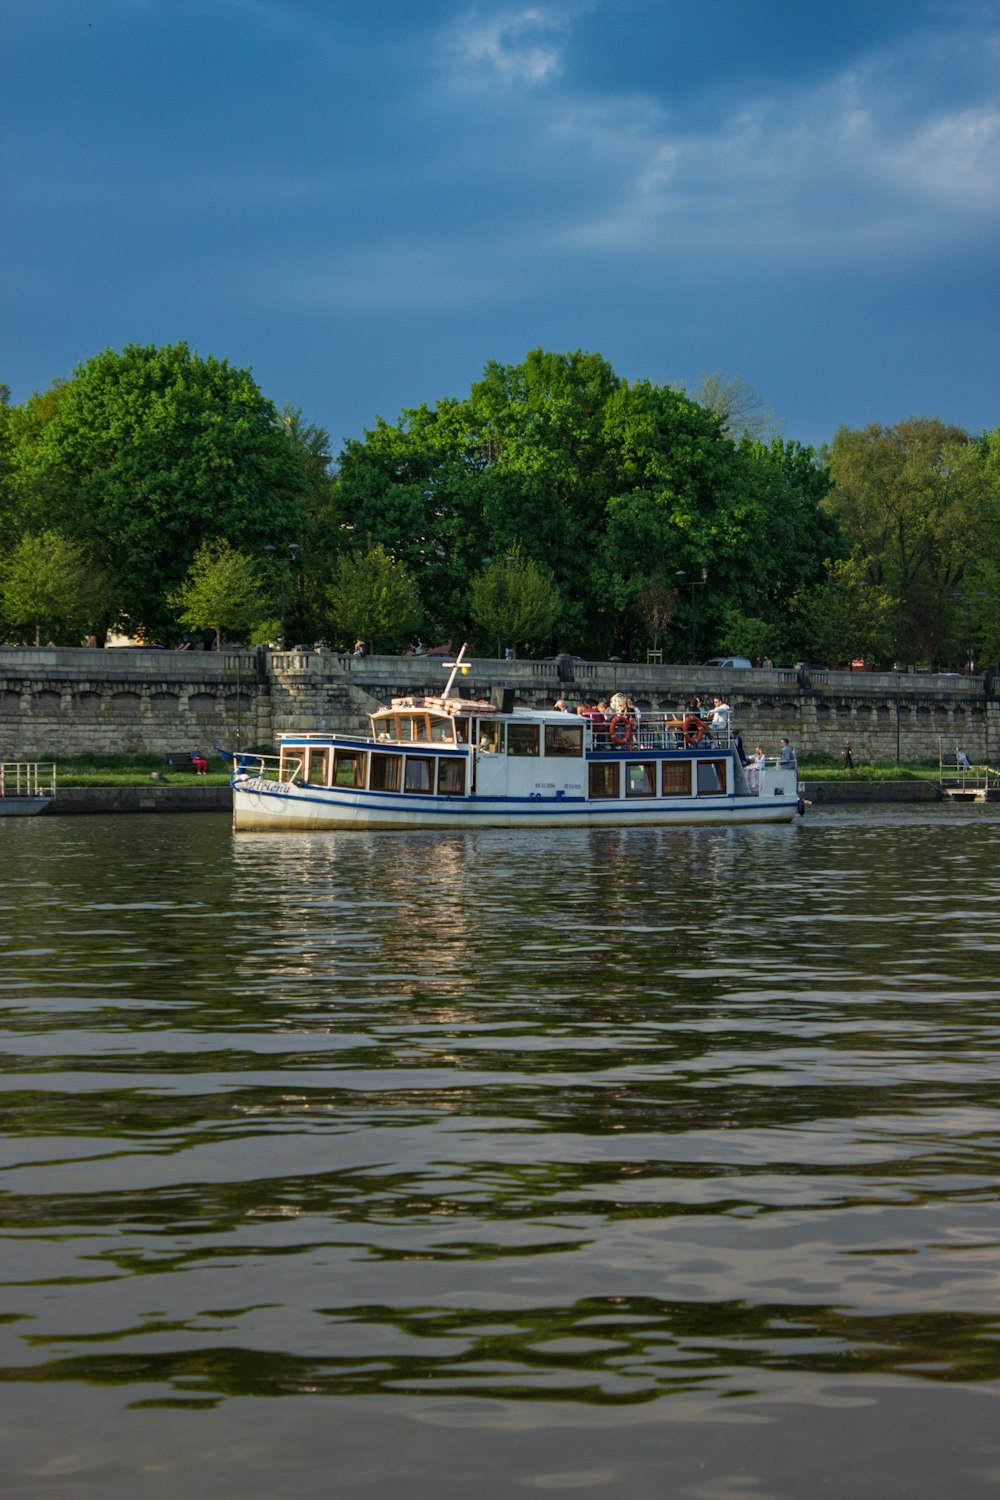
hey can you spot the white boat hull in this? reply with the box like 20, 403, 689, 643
232, 776, 800, 831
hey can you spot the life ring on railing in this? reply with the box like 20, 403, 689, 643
608, 714, 634, 749
682, 714, 706, 746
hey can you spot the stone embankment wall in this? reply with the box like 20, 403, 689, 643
1, 647, 997, 764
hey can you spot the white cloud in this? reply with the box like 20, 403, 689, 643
445, 4, 571, 86
480, 24, 1000, 267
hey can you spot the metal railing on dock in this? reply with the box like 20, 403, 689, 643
937, 750, 1000, 801
0, 762, 57, 799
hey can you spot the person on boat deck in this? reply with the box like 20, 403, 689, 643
554, 698, 568, 712
732, 731, 749, 766
748, 744, 766, 790
957, 748, 972, 771
777, 737, 797, 772
191, 746, 209, 774
577, 701, 609, 743
708, 696, 731, 736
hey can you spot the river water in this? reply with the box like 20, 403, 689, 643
2, 806, 999, 1499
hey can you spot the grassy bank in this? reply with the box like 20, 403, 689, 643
47, 750, 945, 787
54, 752, 235, 786
799, 757, 941, 782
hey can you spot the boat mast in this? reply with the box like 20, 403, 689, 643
441, 643, 470, 699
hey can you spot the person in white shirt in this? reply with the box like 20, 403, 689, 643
708, 696, 731, 739
748, 744, 765, 791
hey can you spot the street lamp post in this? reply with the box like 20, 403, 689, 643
266, 542, 300, 650
675, 569, 706, 665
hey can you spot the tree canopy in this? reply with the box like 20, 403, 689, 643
469, 545, 561, 657
326, 543, 423, 653
336, 349, 835, 660
0, 530, 103, 646
824, 418, 996, 666
3, 341, 994, 667
10, 343, 308, 639
168, 540, 266, 650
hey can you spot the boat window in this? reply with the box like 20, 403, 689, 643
661, 761, 692, 797
372, 712, 396, 741
544, 723, 583, 757
438, 758, 465, 795
507, 723, 540, 757
279, 749, 304, 781
430, 717, 453, 743
306, 747, 330, 785
370, 752, 402, 792
454, 717, 469, 744
477, 721, 504, 754
696, 759, 727, 796
398, 714, 430, 742
589, 762, 620, 799
333, 750, 367, 788
404, 756, 434, 793
625, 761, 656, 797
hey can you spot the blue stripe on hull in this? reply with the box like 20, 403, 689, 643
232, 780, 798, 829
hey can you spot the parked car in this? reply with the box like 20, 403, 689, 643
702, 656, 753, 669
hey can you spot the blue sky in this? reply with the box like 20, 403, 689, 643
2, 0, 997, 453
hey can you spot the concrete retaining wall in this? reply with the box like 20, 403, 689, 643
46, 785, 231, 814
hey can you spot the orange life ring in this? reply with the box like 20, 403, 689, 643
609, 714, 634, 749
682, 714, 705, 746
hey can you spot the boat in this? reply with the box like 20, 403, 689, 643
228, 648, 803, 832
0, 762, 56, 816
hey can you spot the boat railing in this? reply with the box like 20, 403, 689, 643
232, 752, 296, 783
586, 712, 734, 751
0, 761, 57, 799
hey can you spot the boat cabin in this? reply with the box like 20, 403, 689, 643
275, 697, 743, 807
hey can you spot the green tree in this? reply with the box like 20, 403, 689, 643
0, 379, 70, 551
19, 344, 307, 639
326, 543, 423, 652
335, 349, 840, 661
469, 546, 561, 657
825, 418, 992, 665
790, 557, 896, 666
949, 426, 1000, 670
168, 540, 265, 650
276, 405, 341, 645
0, 530, 103, 645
